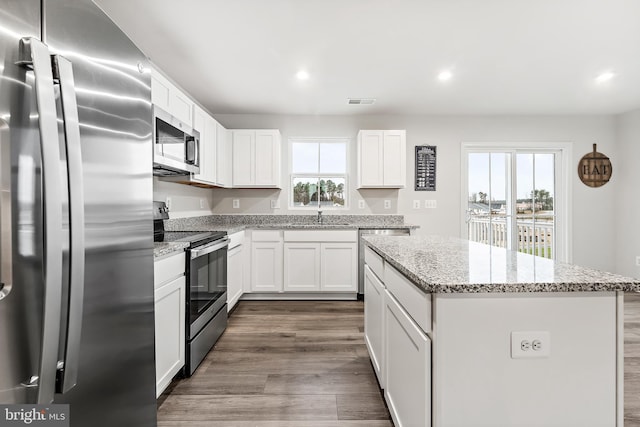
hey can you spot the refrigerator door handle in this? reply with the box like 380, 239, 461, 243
17, 37, 64, 404
52, 55, 85, 394
0, 114, 11, 302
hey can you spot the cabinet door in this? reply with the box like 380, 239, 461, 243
150, 69, 171, 112
382, 130, 406, 187
204, 116, 218, 184
284, 243, 321, 291
255, 130, 280, 187
364, 266, 385, 387
251, 242, 283, 292
358, 130, 384, 187
232, 130, 255, 186
320, 242, 357, 291
216, 123, 231, 188
227, 245, 244, 311
192, 106, 208, 183
169, 90, 193, 125
385, 290, 431, 427
155, 276, 186, 398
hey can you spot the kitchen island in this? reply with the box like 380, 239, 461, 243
362, 234, 640, 427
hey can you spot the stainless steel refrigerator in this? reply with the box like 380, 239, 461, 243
0, 0, 157, 425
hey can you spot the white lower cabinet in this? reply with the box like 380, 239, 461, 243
384, 289, 431, 427
364, 265, 385, 387
251, 240, 283, 292
227, 243, 244, 311
284, 243, 321, 291
320, 242, 357, 291
153, 252, 186, 398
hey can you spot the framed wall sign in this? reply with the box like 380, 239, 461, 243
415, 145, 436, 191
578, 144, 612, 188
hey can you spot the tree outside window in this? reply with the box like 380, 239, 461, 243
290, 139, 348, 209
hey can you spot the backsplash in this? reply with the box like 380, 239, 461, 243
164, 214, 405, 231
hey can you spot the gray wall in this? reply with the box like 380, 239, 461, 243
154, 113, 619, 273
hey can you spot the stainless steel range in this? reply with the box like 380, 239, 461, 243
153, 202, 229, 375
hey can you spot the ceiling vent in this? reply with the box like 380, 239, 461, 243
348, 98, 376, 105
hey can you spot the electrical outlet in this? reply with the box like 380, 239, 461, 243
270, 199, 280, 209
413, 200, 421, 209
511, 331, 550, 359
425, 199, 437, 209
384, 200, 391, 209
165, 197, 172, 210
636, 256, 640, 267
200, 198, 205, 209
232, 199, 240, 209
358, 200, 365, 209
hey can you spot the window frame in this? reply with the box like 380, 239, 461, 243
288, 137, 350, 210
461, 142, 572, 263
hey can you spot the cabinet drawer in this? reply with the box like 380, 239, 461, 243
364, 246, 384, 281
252, 230, 282, 242
384, 264, 431, 333
284, 230, 357, 242
154, 252, 185, 289
228, 231, 245, 249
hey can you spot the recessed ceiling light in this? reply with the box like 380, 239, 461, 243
595, 71, 615, 83
437, 70, 453, 82
296, 70, 309, 81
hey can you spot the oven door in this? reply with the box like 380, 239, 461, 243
188, 238, 228, 338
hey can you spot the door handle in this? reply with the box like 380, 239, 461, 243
17, 37, 64, 404
52, 54, 85, 394
0, 119, 11, 302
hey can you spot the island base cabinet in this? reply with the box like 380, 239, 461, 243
433, 293, 617, 427
385, 290, 431, 427
154, 276, 185, 398
364, 266, 385, 387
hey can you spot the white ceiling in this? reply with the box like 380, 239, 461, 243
95, 0, 640, 116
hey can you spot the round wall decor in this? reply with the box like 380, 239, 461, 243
578, 144, 612, 188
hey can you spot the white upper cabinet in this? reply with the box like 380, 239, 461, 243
231, 129, 281, 188
150, 66, 194, 125
357, 130, 406, 188
215, 123, 232, 188
191, 105, 217, 185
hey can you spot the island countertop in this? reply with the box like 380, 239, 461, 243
362, 234, 640, 293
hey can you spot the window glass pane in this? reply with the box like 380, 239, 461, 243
292, 177, 318, 207
291, 142, 319, 174
319, 143, 346, 174
318, 178, 346, 207
490, 153, 508, 249
534, 153, 555, 213
467, 153, 490, 245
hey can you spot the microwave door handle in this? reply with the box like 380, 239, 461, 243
190, 238, 230, 259
52, 54, 85, 394
186, 136, 197, 165
17, 37, 64, 404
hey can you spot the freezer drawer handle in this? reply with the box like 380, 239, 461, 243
52, 54, 85, 395
17, 37, 64, 404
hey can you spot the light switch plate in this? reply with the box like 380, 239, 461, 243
165, 197, 172, 210
413, 200, 421, 209
270, 199, 280, 209
232, 199, 240, 209
425, 200, 437, 209
200, 198, 205, 209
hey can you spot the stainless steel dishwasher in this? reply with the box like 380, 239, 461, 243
358, 228, 412, 297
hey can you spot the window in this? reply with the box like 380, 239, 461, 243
290, 138, 348, 209
462, 143, 571, 262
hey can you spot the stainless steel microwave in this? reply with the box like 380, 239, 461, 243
152, 106, 200, 176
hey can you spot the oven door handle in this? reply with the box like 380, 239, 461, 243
190, 237, 230, 260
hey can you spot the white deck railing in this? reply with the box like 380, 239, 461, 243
468, 216, 554, 259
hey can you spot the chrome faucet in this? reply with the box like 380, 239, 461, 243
317, 210, 323, 224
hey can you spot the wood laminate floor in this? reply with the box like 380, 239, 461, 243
157, 301, 392, 426
158, 296, 640, 426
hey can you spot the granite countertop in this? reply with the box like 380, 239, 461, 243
363, 235, 640, 293
169, 223, 418, 234
154, 242, 189, 259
